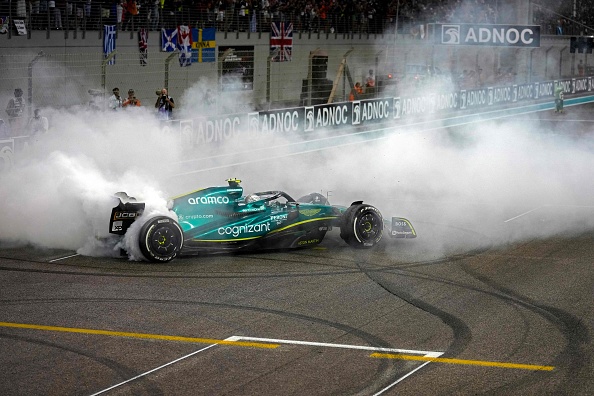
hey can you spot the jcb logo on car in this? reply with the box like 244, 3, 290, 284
114, 211, 141, 220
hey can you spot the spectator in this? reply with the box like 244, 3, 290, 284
365, 69, 375, 88
55, 0, 65, 29
155, 88, 175, 119
149, 0, 160, 30
5, 88, 26, 132
203, 88, 215, 107
100, 0, 111, 26
554, 82, 564, 114
48, 0, 61, 30
123, 0, 138, 31
27, 109, 49, 136
556, 19, 564, 35
116, 0, 124, 30
122, 88, 142, 107
108, 87, 123, 110
349, 82, 363, 101
578, 59, 585, 76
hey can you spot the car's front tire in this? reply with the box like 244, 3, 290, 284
138, 216, 184, 262
340, 204, 383, 248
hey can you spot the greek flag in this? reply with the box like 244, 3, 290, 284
103, 25, 116, 65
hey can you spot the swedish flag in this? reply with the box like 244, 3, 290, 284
192, 28, 216, 63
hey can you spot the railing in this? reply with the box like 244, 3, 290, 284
0, 0, 400, 34
0, 2, 445, 38
3, 1, 591, 39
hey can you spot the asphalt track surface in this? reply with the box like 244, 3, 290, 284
1, 105, 594, 395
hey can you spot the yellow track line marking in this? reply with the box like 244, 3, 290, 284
370, 353, 554, 371
0, 322, 279, 349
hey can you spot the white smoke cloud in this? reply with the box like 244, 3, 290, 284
2, 72, 594, 263
0, 106, 180, 258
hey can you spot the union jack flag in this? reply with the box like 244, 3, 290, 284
270, 21, 293, 62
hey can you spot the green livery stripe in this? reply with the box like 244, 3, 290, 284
270, 217, 339, 234
191, 236, 262, 242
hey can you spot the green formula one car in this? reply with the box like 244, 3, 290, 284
109, 179, 416, 262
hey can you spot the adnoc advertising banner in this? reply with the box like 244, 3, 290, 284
434, 24, 540, 48
249, 107, 305, 138
304, 102, 353, 133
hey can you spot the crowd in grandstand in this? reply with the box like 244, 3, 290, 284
0, 0, 503, 34
4, 0, 593, 36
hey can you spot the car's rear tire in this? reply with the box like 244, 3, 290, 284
138, 216, 184, 262
340, 204, 383, 248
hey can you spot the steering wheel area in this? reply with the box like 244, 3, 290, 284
246, 191, 296, 205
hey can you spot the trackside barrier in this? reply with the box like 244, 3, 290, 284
162, 76, 594, 149
3, 77, 594, 172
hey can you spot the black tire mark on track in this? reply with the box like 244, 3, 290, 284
347, 249, 473, 393
0, 333, 163, 396
459, 258, 590, 396
0, 297, 406, 396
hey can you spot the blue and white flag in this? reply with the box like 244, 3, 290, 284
103, 25, 116, 65
177, 25, 192, 67
161, 28, 177, 52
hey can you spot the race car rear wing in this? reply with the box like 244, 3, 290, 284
389, 217, 417, 238
109, 193, 145, 235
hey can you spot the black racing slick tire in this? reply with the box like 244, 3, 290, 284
138, 216, 184, 263
340, 204, 383, 248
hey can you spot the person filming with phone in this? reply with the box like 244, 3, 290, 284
123, 89, 142, 108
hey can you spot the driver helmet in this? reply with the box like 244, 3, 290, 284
245, 194, 259, 203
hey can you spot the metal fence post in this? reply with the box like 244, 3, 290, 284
27, 51, 45, 118
164, 52, 178, 91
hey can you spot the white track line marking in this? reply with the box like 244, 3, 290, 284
232, 336, 443, 356
233, 336, 444, 394
372, 360, 435, 396
88, 335, 442, 395
49, 254, 80, 262
504, 204, 594, 223
88, 339, 228, 396
504, 206, 543, 223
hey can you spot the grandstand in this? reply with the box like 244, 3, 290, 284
0, 0, 589, 114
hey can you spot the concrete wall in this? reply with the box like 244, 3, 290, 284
0, 29, 585, 113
